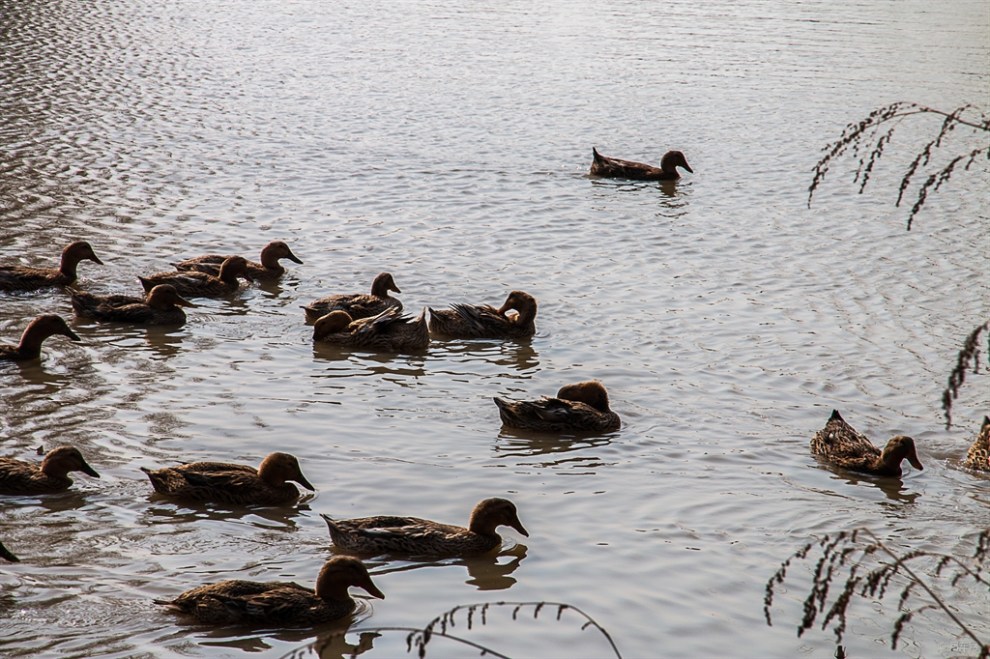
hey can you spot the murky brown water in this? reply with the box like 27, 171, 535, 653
1, 1, 988, 657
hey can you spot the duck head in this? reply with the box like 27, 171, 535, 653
556, 380, 612, 413
659, 150, 693, 175
880, 436, 923, 475
468, 497, 529, 538
370, 272, 401, 297
60, 241, 103, 274
313, 311, 355, 340
262, 241, 303, 266
23, 314, 80, 345
257, 452, 315, 491
496, 291, 538, 322
314, 556, 385, 601
41, 446, 100, 479
217, 255, 253, 282
147, 285, 196, 310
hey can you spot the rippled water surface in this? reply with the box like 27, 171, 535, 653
1, 1, 988, 657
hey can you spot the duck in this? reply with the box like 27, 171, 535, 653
428, 290, 537, 340
0, 314, 80, 362
493, 380, 621, 432
0, 241, 103, 292
155, 556, 384, 626
320, 497, 528, 557
589, 147, 693, 181
963, 416, 990, 472
174, 240, 303, 281
138, 255, 252, 298
0, 446, 101, 495
313, 307, 429, 352
0, 540, 18, 562
810, 409, 924, 477
303, 272, 402, 322
70, 284, 196, 326
140, 452, 315, 505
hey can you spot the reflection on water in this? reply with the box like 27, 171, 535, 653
285, 630, 381, 659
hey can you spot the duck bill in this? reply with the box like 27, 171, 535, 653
907, 449, 923, 471
287, 250, 303, 265
496, 302, 512, 317
295, 472, 316, 491
683, 162, 694, 174
80, 460, 101, 478
510, 515, 529, 538
361, 577, 385, 600
391, 285, 402, 294
63, 328, 82, 342
176, 295, 197, 308
90, 254, 105, 265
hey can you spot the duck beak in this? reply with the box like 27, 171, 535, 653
176, 295, 197, 308
287, 250, 303, 265
497, 301, 512, 316
907, 448, 923, 471
90, 254, 104, 265
509, 514, 529, 538
683, 161, 694, 174
63, 327, 81, 342
391, 284, 401, 294
80, 460, 101, 478
361, 576, 385, 600
295, 472, 316, 491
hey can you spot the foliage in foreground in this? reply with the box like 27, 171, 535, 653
942, 319, 990, 429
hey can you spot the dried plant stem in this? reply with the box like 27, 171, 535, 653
942, 320, 990, 429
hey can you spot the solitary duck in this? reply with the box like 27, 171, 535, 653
963, 416, 990, 472
321, 497, 528, 558
139, 255, 252, 298
428, 290, 537, 340
494, 380, 621, 432
140, 452, 315, 505
174, 241, 303, 281
0, 446, 101, 495
0, 541, 18, 562
70, 284, 196, 326
810, 410, 924, 477
313, 308, 429, 352
155, 556, 384, 626
0, 241, 103, 292
303, 272, 402, 322
589, 148, 693, 181
0, 314, 80, 362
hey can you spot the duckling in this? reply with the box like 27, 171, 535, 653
70, 284, 196, 326
0, 241, 103, 292
155, 556, 384, 626
428, 290, 537, 340
810, 409, 924, 477
303, 272, 402, 322
174, 241, 303, 281
140, 452, 315, 505
494, 380, 621, 432
963, 416, 990, 472
0, 540, 18, 562
139, 255, 252, 298
321, 497, 528, 557
0, 446, 100, 495
313, 308, 429, 352
0, 314, 80, 362
589, 148, 693, 181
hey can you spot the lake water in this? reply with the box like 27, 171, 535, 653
1, 1, 988, 657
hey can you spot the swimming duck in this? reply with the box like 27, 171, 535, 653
494, 380, 621, 432
589, 148, 693, 181
428, 290, 537, 340
140, 452, 315, 505
0, 241, 103, 292
963, 416, 990, 472
320, 497, 528, 557
0, 314, 80, 362
810, 409, 924, 477
313, 308, 429, 352
139, 255, 252, 298
174, 240, 303, 281
70, 284, 196, 326
0, 446, 101, 495
303, 272, 402, 322
0, 541, 18, 562
155, 556, 384, 626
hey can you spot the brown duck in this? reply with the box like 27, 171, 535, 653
174, 241, 303, 281
589, 148, 693, 181
71, 284, 196, 326
321, 497, 528, 557
303, 272, 402, 322
810, 409, 924, 477
494, 380, 621, 432
313, 307, 429, 352
428, 290, 537, 340
139, 255, 252, 298
0, 241, 103, 292
963, 416, 990, 472
0, 314, 80, 362
156, 556, 384, 626
140, 452, 315, 505
0, 446, 101, 495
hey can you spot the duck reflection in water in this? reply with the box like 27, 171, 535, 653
362, 543, 528, 592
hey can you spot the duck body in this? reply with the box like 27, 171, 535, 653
810, 409, 924, 477
303, 272, 402, 322
0, 241, 103, 292
71, 284, 195, 326
140, 452, 315, 505
0, 314, 80, 362
313, 308, 429, 352
963, 416, 990, 472
139, 256, 252, 298
156, 556, 384, 626
494, 380, 620, 432
428, 290, 537, 340
0, 446, 100, 495
589, 148, 693, 181
174, 241, 303, 281
321, 497, 528, 558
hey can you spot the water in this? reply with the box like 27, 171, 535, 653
1, 1, 988, 657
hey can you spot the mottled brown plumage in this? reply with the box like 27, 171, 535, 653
0, 241, 103, 292
494, 380, 621, 432
304, 272, 402, 322
313, 307, 429, 352
0, 314, 80, 362
321, 497, 528, 558
428, 290, 537, 340
589, 148, 693, 181
810, 409, 924, 477
963, 416, 990, 472
71, 284, 196, 326
139, 255, 252, 298
156, 556, 384, 626
0, 446, 100, 495
174, 241, 303, 281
